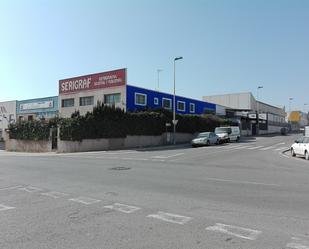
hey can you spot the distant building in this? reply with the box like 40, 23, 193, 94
16, 96, 58, 122
286, 111, 309, 131
203, 92, 286, 135
0, 101, 17, 140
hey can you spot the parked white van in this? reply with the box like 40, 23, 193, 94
214, 126, 240, 143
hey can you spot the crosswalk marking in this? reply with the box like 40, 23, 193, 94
247, 146, 264, 150
233, 146, 252, 149
147, 211, 192, 225
259, 146, 275, 151
0, 185, 23, 191
103, 203, 141, 213
69, 196, 101, 205
18, 186, 42, 193
0, 204, 16, 212
206, 223, 261, 240
41, 191, 69, 199
287, 237, 309, 249
274, 147, 289, 151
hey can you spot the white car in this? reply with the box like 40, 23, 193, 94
191, 132, 219, 147
291, 136, 309, 160
214, 126, 240, 143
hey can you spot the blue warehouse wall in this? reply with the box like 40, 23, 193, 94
17, 96, 59, 119
126, 85, 216, 115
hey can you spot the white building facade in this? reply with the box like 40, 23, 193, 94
0, 101, 17, 140
203, 92, 286, 135
59, 69, 127, 118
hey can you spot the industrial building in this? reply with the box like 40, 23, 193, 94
17, 96, 59, 122
203, 92, 286, 135
59, 68, 217, 118
0, 101, 17, 140
286, 111, 309, 131
1, 68, 290, 140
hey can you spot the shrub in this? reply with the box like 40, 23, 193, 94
8, 120, 51, 141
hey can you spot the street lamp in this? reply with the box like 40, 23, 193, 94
304, 103, 308, 113
173, 56, 183, 144
157, 69, 163, 90
289, 97, 293, 113
256, 86, 263, 135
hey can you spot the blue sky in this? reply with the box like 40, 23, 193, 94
0, 0, 308, 111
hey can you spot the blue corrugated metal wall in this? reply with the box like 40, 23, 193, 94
126, 85, 216, 114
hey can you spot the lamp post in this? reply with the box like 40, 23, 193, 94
157, 69, 163, 90
289, 97, 293, 113
256, 86, 263, 135
304, 103, 308, 113
173, 56, 183, 144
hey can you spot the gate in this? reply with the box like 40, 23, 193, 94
51, 127, 58, 150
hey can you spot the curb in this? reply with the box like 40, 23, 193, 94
136, 143, 191, 151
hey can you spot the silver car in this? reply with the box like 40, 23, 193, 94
191, 132, 219, 147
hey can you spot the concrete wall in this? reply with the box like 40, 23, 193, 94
267, 125, 283, 134
5, 139, 52, 152
57, 132, 195, 153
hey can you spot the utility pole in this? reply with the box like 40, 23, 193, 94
173, 57, 183, 144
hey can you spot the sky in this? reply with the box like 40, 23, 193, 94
0, 0, 308, 112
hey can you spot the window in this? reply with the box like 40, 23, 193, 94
135, 93, 147, 106
79, 96, 94, 106
190, 103, 195, 113
28, 115, 33, 121
154, 97, 159, 105
162, 98, 172, 109
104, 93, 121, 105
177, 101, 185, 112
62, 98, 74, 108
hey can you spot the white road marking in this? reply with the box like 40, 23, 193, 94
18, 186, 43, 193
281, 153, 290, 158
69, 196, 101, 205
103, 203, 141, 213
204, 177, 280, 187
147, 211, 192, 225
0, 204, 16, 211
206, 223, 261, 240
0, 185, 23, 191
233, 146, 252, 149
41, 191, 69, 199
152, 153, 184, 159
259, 146, 275, 151
122, 157, 148, 161
274, 147, 289, 151
287, 237, 309, 249
247, 146, 264, 150
274, 142, 286, 146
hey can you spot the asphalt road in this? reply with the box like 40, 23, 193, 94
0, 134, 309, 249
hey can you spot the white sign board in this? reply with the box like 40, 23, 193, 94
20, 101, 53, 111
258, 113, 267, 120
248, 114, 256, 119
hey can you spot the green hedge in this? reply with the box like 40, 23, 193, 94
59, 104, 230, 141
8, 104, 231, 141
8, 120, 51, 141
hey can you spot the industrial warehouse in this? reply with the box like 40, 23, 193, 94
0, 68, 299, 141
